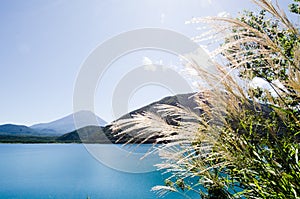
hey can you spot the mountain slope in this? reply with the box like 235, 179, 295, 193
118, 92, 199, 120
31, 110, 106, 135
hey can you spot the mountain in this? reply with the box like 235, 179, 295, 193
30, 110, 106, 136
0, 93, 200, 143
57, 93, 198, 143
0, 124, 38, 136
118, 92, 199, 120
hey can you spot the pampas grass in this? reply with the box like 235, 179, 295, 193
111, 0, 300, 198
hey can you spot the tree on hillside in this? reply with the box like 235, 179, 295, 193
112, 0, 300, 198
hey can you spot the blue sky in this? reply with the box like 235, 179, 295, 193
0, 0, 295, 125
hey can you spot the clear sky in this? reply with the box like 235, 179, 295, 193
0, 0, 295, 125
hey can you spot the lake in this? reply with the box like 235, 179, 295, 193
0, 144, 196, 199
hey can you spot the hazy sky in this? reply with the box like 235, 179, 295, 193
0, 0, 295, 125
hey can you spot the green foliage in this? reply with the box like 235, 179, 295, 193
289, 0, 300, 14
223, 107, 300, 198
234, 8, 300, 108
0, 135, 58, 143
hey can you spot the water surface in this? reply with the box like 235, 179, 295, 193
0, 144, 195, 199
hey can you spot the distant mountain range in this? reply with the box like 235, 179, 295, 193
0, 110, 106, 137
0, 93, 198, 143
0, 124, 39, 136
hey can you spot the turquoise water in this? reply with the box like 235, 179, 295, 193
0, 144, 195, 199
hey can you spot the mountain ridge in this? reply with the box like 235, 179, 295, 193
0, 110, 106, 136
